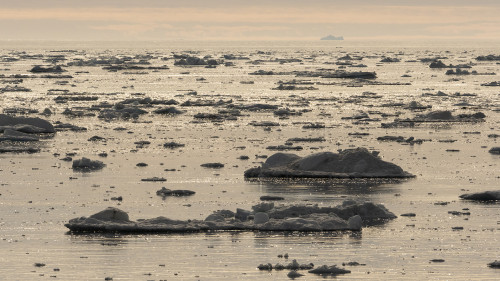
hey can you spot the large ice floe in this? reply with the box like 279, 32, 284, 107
459, 190, 500, 201
64, 201, 397, 233
244, 147, 413, 178
0, 114, 55, 134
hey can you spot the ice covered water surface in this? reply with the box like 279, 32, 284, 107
0, 40, 499, 280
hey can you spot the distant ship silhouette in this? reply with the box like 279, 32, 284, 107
321, 35, 344, 40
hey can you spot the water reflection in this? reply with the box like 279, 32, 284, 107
248, 178, 410, 202
69, 233, 130, 247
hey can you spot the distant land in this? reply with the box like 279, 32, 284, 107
321, 35, 344, 40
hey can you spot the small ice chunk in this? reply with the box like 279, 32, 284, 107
254, 212, 269, 224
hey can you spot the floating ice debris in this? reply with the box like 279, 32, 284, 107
405, 101, 432, 110
64, 201, 396, 233
141, 177, 166, 182
258, 260, 314, 271
273, 108, 303, 116
72, 158, 105, 171
395, 110, 486, 123
476, 54, 500, 61
392, 136, 426, 145
30, 65, 65, 73
287, 270, 304, 279
53, 122, 87, 132
342, 261, 365, 266
163, 142, 185, 149
286, 137, 325, 143
3, 107, 39, 114
380, 57, 400, 63
97, 105, 148, 120
249, 121, 280, 127
181, 99, 231, 107
174, 56, 218, 66
0, 146, 40, 153
488, 260, 500, 268
459, 190, 500, 201
429, 60, 471, 69
445, 68, 472, 75
231, 103, 278, 111
257, 263, 273, 270
266, 145, 303, 151
200, 163, 224, 168
308, 265, 351, 275
156, 187, 195, 197
0, 85, 31, 93
0, 129, 39, 141
400, 213, 416, 217
429, 60, 447, 68
448, 211, 470, 216
253, 212, 269, 224
488, 147, 500, 154
88, 135, 106, 142
272, 84, 318, 91
302, 123, 325, 129
153, 107, 184, 115
0, 114, 55, 133
244, 147, 413, 178
260, 195, 285, 201
481, 81, 500, 87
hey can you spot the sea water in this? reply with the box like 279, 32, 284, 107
0, 40, 499, 280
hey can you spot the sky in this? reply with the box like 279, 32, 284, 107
1, 0, 499, 41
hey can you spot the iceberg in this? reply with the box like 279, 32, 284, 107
321, 35, 344, 40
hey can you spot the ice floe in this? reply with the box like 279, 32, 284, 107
459, 190, 500, 201
64, 201, 396, 233
244, 147, 413, 178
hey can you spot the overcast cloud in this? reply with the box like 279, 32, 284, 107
1, 0, 499, 41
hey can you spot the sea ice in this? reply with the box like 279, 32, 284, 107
244, 147, 413, 178
308, 265, 351, 275
72, 157, 105, 171
0, 114, 55, 133
459, 190, 500, 201
65, 201, 396, 233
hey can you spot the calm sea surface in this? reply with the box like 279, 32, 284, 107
0, 40, 499, 280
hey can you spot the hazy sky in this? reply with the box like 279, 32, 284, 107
1, 0, 499, 41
